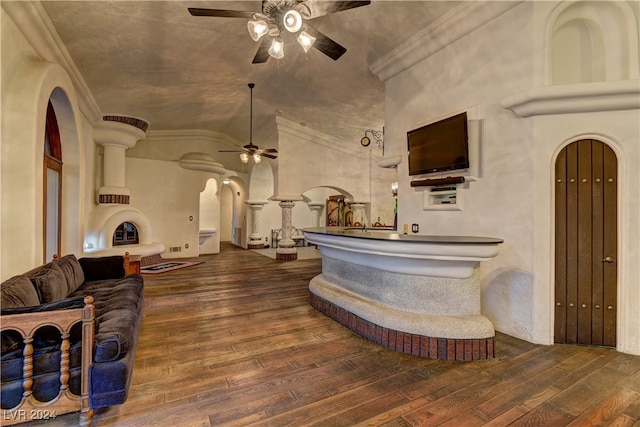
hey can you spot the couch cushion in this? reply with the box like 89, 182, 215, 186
79, 256, 125, 281
0, 275, 40, 308
30, 263, 68, 303
71, 275, 144, 363
53, 254, 85, 293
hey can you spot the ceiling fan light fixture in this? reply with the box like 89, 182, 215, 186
297, 30, 316, 52
253, 153, 262, 163
268, 38, 284, 59
283, 9, 303, 33
247, 19, 269, 41
239, 152, 250, 163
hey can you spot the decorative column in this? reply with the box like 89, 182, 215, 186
93, 116, 148, 204
276, 200, 297, 261
351, 203, 367, 227
307, 202, 325, 227
246, 200, 268, 249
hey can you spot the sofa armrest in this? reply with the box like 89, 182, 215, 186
0, 296, 95, 425
78, 256, 126, 281
1, 296, 86, 316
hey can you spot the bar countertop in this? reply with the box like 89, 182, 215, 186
303, 227, 503, 245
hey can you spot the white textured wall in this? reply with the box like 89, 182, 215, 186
385, 4, 536, 341
380, 1, 640, 354
126, 158, 205, 259
1, 8, 88, 279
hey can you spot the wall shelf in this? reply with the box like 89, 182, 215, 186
424, 184, 463, 211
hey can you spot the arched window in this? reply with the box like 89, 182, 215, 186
44, 100, 62, 261
113, 222, 139, 246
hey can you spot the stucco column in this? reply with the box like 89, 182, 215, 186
246, 200, 268, 249
93, 116, 148, 204
351, 203, 367, 227
308, 202, 325, 227
276, 200, 297, 261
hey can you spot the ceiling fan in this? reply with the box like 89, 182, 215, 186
188, 0, 371, 63
219, 83, 278, 164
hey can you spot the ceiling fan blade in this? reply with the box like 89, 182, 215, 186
252, 37, 271, 64
261, 153, 278, 159
260, 148, 278, 153
305, 26, 347, 61
188, 8, 255, 18
307, 1, 370, 19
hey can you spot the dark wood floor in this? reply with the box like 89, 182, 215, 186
41, 243, 639, 426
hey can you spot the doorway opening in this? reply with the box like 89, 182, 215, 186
554, 139, 617, 347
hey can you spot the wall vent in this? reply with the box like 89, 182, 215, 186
169, 246, 182, 252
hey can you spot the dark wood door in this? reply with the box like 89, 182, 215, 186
554, 139, 617, 347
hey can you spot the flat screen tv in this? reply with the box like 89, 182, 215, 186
407, 112, 469, 176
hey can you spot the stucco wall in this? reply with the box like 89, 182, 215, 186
126, 157, 210, 258
379, 1, 639, 354
1, 7, 88, 279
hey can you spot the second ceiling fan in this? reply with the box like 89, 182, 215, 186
188, 0, 371, 63
219, 83, 278, 164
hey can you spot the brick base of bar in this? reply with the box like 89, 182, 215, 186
248, 243, 264, 249
309, 292, 494, 361
276, 253, 297, 261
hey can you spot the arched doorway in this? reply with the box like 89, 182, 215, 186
554, 139, 617, 347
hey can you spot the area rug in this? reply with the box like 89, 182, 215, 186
251, 247, 322, 260
140, 261, 203, 275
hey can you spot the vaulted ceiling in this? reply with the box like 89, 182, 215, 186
41, 1, 461, 165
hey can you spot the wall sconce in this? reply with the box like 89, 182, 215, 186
391, 182, 398, 197
361, 129, 384, 149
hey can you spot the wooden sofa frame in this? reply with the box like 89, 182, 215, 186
1, 296, 95, 426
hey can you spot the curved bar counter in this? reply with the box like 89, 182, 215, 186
303, 227, 503, 361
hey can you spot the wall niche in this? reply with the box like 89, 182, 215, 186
549, 1, 638, 85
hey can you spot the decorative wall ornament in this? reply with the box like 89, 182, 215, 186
361, 129, 384, 150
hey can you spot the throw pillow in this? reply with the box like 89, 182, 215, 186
30, 263, 68, 303
0, 275, 40, 308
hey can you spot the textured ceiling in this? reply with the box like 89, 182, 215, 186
42, 1, 460, 157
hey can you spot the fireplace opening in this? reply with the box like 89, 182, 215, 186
113, 222, 139, 246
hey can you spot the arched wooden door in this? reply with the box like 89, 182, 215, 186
554, 139, 617, 347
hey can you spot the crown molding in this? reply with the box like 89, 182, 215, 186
370, 1, 523, 82
2, 1, 102, 124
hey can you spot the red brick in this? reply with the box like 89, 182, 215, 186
375, 325, 383, 345
464, 340, 473, 361
388, 330, 397, 350
411, 335, 421, 356
429, 338, 438, 359
472, 339, 480, 359
396, 332, 405, 352
487, 337, 495, 358
479, 340, 487, 359
437, 338, 447, 359
381, 328, 389, 347
447, 339, 456, 360
420, 336, 429, 357
455, 339, 464, 361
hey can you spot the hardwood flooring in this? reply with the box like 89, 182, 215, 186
40, 243, 639, 426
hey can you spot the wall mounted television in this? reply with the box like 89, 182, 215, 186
407, 112, 469, 176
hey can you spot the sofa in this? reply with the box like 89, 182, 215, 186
1, 254, 144, 425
